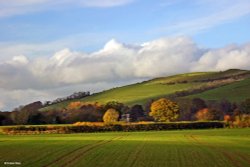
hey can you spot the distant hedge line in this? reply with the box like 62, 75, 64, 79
1, 122, 224, 134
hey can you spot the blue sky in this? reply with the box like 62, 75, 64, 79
1, 0, 250, 110
0, 0, 250, 54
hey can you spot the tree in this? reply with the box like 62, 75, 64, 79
104, 101, 124, 113
192, 98, 207, 109
149, 98, 179, 122
129, 105, 144, 122
11, 110, 30, 125
0, 112, 13, 125
67, 101, 84, 110
103, 108, 119, 124
10, 101, 43, 125
176, 99, 194, 121
0, 114, 5, 125
190, 98, 207, 120
219, 100, 233, 115
27, 112, 45, 124
42, 110, 62, 124
240, 98, 250, 114
195, 108, 220, 121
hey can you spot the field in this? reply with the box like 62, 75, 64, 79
0, 129, 249, 167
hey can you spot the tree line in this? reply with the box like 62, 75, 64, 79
0, 98, 249, 127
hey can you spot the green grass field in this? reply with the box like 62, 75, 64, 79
0, 129, 249, 167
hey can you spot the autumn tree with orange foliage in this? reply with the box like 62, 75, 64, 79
67, 101, 83, 110
149, 98, 179, 122
103, 109, 119, 124
67, 101, 101, 110
195, 108, 220, 121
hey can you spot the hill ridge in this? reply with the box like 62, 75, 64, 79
41, 69, 250, 111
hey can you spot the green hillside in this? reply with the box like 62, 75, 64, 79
41, 69, 250, 111
186, 78, 250, 102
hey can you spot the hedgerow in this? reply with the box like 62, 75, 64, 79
1, 121, 224, 134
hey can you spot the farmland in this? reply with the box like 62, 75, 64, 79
0, 128, 249, 167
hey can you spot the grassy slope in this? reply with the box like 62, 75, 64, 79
81, 82, 200, 105
186, 78, 250, 102
42, 82, 201, 111
0, 129, 249, 167
41, 69, 250, 111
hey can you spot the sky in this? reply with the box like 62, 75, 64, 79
0, 0, 250, 110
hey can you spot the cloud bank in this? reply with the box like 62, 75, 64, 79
0, 37, 250, 110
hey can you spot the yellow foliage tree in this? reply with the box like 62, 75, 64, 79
103, 108, 119, 124
149, 98, 179, 122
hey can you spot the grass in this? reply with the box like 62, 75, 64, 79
186, 78, 250, 102
81, 82, 200, 104
148, 69, 249, 84
42, 82, 202, 111
0, 128, 249, 167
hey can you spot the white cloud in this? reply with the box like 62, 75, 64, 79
7, 55, 29, 65
0, 37, 250, 110
192, 43, 250, 71
1, 36, 250, 89
0, 33, 120, 61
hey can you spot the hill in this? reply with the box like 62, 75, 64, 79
41, 69, 250, 111
186, 77, 250, 102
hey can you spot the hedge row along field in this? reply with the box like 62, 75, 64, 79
1, 122, 224, 134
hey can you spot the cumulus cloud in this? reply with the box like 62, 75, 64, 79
192, 43, 250, 71
0, 33, 113, 61
1, 37, 250, 89
0, 36, 250, 110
